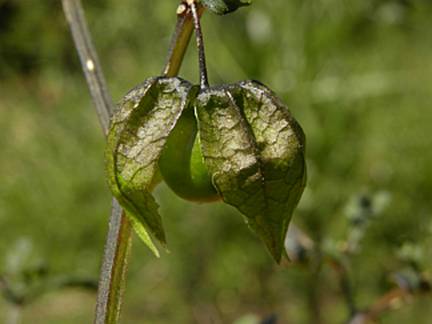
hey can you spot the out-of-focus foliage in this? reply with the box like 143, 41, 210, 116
0, 0, 431, 323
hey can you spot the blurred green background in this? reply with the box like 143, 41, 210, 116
1, 0, 432, 323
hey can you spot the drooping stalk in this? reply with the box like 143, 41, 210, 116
189, 0, 210, 89
62, 0, 200, 323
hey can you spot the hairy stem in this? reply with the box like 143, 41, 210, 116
61, 1, 132, 323
62, 0, 198, 323
62, 0, 113, 134
94, 201, 132, 324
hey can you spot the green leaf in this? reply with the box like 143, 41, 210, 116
195, 82, 306, 263
129, 217, 160, 258
200, 0, 251, 15
105, 77, 195, 255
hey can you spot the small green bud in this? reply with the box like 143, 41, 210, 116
200, 0, 251, 15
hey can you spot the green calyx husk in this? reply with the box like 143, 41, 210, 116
195, 81, 306, 263
105, 77, 196, 256
200, 0, 251, 15
106, 77, 306, 263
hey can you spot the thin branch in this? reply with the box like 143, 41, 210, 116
62, 0, 113, 133
94, 200, 132, 324
163, 1, 204, 78
163, 2, 193, 77
61, 1, 131, 323
189, 1, 209, 89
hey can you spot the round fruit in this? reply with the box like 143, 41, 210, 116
158, 103, 220, 202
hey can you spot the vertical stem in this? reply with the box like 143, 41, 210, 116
189, 0, 209, 89
163, 3, 193, 77
94, 201, 132, 324
61, 0, 113, 134
61, 1, 132, 323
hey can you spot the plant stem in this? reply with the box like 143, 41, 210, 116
95, 201, 132, 324
61, 1, 132, 323
163, 3, 192, 77
62, 0, 199, 323
61, 0, 113, 134
189, 1, 209, 89
163, 1, 204, 78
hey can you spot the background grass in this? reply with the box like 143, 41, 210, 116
0, 0, 431, 323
